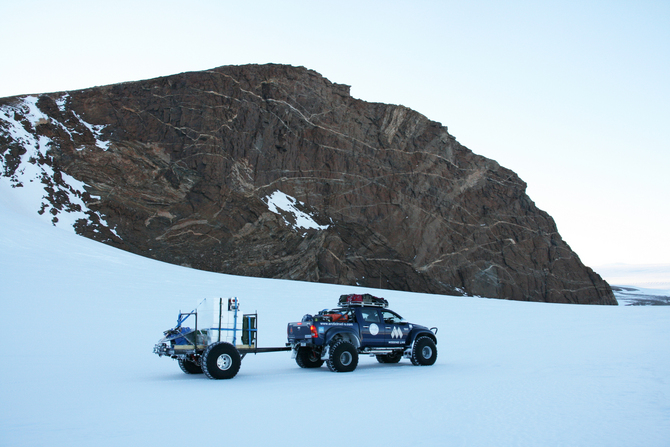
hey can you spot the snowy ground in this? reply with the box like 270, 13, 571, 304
1, 185, 669, 447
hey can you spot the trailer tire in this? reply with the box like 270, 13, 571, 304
296, 347, 324, 368
202, 342, 241, 379
326, 340, 358, 372
178, 358, 203, 374
411, 336, 437, 366
376, 351, 402, 364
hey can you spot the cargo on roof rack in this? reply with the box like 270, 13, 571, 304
338, 293, 389, 308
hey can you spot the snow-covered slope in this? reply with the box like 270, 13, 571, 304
1, 184, 669, 447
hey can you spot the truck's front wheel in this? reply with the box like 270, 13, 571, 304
202, 342, 241, 379
296, 347, 324, 368
327, 340, 358, 372
411, 336, 437, 366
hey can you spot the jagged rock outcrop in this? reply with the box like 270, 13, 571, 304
0, 64, 616, 304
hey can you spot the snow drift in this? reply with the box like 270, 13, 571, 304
0, 181, 668, 447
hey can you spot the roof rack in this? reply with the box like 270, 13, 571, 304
338, 293, 388, 308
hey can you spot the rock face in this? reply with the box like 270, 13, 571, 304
0, 64, 616, 304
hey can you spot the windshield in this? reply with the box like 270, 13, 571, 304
382, 310, 406, 324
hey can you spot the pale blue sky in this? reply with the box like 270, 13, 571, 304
1, 0, 668, 266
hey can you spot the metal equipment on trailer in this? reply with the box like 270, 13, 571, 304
153, 298, 289, 379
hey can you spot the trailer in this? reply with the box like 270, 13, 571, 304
153, 298, 289, 379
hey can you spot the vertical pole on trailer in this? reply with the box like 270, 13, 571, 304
232, 297, 238, 346
218, 298, 223, 342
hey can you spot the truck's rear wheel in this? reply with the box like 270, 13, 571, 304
202, 342, 241, 379
296, 347, 324, 368
376, 351, 402, 364
327, 340, 358, 372
178, 357, 203, 374
411, 336, 437, 366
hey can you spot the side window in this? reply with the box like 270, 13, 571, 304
360, 309, 381, 323
382, 311, 403, 324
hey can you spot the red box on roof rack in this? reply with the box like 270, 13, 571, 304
338, 293, 388, 308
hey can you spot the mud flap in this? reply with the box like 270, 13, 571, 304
320, 345, 330, 360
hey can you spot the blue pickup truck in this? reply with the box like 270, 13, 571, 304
287, 294, 438, 372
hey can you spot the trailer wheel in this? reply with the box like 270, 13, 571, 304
296, 347, 324, 368
376, 351, 402, 364
178, 358, 203, 374
411, 336, 437, 366
326, 340, 358, 372
202, 342, 241, 379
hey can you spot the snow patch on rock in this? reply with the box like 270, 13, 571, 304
263, 190, 329, 232
0, 96, 115, 235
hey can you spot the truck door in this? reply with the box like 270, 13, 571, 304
358, 308, 385, 346
382, 310, 409, 346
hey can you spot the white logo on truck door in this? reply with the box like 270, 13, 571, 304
369, 323, 380, 336
391, 326, 403, 338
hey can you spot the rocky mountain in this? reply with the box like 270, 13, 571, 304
0, 64, 616, 304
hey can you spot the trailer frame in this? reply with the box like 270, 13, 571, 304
153, 297, 290, 379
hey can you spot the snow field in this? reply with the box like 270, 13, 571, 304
1, 186, 669, 447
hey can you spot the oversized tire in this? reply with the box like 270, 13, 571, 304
411, 336, 437, 366
296, 347, 324, 368
178, 357, 203, 374
202, 342, 241, 379
376, 351, 402, 364
326, 340, 358, 372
